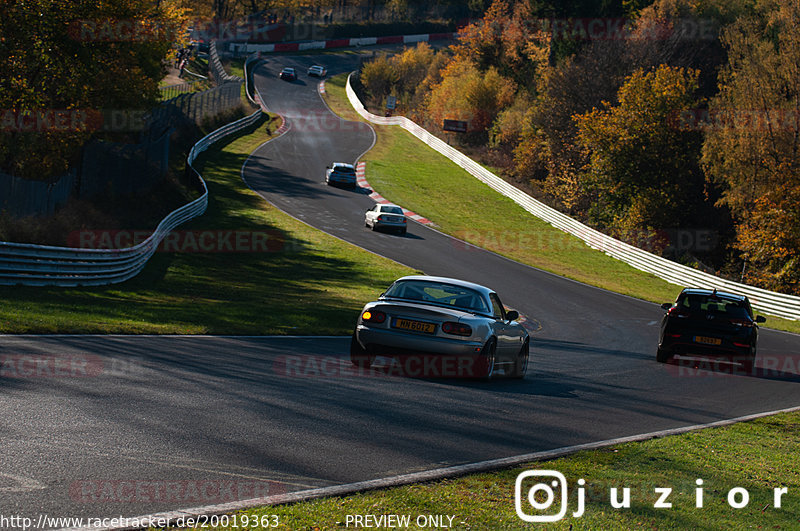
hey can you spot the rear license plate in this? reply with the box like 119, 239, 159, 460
694, 336, 722, 346
394, 318, 435, 334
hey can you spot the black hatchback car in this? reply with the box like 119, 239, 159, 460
657, 288, 766, 371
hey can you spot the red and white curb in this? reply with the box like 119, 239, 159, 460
273, 114, 289, 135
318, 81, 326, 95
355, 162, 432, 225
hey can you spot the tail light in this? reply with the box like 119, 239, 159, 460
733, 341, 751, 348
442, 322, 472, 336
361, 310, 386, 323
729, 319, 753, 328
667, 306, 690, 318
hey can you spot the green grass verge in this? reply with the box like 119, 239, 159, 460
0, 116, 414, 334
322, 73, 800, 335
168, 409, 800, 530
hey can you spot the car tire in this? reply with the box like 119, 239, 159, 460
477, 338, 497, 381
512, 339, 529, 379
350, 333, 375, 369
399, 228, 407, 236
656, 347, 672, 363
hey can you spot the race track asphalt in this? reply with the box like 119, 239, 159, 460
2, 51, 799, 527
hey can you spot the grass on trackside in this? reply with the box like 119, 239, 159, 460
0, 115, 414, 334
321, 73, 800, 335
167, 409, 800, 530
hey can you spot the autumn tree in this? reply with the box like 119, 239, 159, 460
574, 66, 711, 238
359, 53, 399, 107
0, 0, 187, 180
425, 57, 516, 142
702, 0, 800, 292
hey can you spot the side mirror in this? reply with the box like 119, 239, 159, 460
505, 310, 519, 322
661, 303, 672, 311
756, 315, 767, 323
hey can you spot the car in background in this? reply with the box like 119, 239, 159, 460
307, 65, 327, 77
364, 203, 407, 235
657, 287, 766, 372
325, 162, 357, 187
279, 67, 296, 81
351, 275, 529, 380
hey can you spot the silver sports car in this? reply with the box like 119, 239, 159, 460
351, 275, 529, 379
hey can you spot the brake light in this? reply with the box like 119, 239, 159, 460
667, 306, 690, 318
362, 310, 386, 323
442, 321, 472, 336
377, 215, 384, 222
729, 319, 753, 328
733, 341, 751, 348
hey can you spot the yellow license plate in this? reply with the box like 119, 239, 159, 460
695, 336, 722, 346
394, 318, 436, 334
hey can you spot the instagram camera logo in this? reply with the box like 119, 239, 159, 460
516, 470, 570, 522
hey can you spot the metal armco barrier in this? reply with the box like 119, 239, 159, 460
0, 110, 263, 286
345, 73, 800, 321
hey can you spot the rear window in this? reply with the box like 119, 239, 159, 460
333, 165, 355, 174
380, 206, 403, 215
383, 280, 489, 313
678, 294, 752, 318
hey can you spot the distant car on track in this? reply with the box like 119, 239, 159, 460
307, 65, 327, 77
657, 287, 766, 372
351, 275, 530, 380
279, 67, 296, 81
365, 203, 407, 235
325, 162, 357, 187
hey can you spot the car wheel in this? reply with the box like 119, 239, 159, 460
656, 347, 672, 363
477, 338, 497, 380
350, 333, 375, 369
399, 228, 407, 236
512, 339, 529, 379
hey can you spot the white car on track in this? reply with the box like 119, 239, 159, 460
308, 65, 327, 77
365, 203, 407, 235
325, 162, 357, 187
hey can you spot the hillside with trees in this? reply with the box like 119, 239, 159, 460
355, 0, 800, 295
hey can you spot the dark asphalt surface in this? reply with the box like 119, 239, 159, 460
2, 51, 800, 527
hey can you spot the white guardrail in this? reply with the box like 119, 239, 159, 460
0, 109, 263, 287
345, 73, 800, 321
